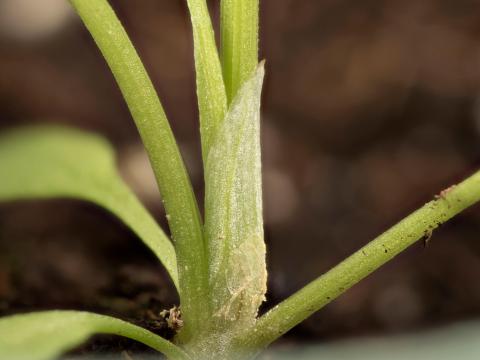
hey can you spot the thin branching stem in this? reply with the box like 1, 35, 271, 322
238, 170, 480, 355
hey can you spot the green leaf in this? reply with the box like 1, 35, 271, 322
0, 311, 190, 360
0, 126, 178, 288
185, 0, 228, 162
221, 0, 259, 103
69, 0, 209, 337
205, 63, 266, 330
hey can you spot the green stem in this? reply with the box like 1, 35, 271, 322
69, 0, 209, 336
0, 311, 191, 360
185, 0, 227, 162
221, 0, 260, 103
89, 314, 192, 360
239, 170, 480, 355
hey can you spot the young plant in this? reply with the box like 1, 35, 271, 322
1, 0, 480, 359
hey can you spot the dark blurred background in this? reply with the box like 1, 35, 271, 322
1, 0, 480, 354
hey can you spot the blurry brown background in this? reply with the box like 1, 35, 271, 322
1, 0, 480, 353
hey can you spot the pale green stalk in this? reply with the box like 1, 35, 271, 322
221, 0, 260, 103
68, 0, 209, 337
185, 0, 228, 161
238, 170, 480, 355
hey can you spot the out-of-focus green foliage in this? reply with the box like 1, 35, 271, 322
0, 126, 178, 286
264, 321, 480, 360
0, 311, 189, 360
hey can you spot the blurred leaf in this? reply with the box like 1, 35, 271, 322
263, 320, 480, 360
0, 311, 189, 360
185, 0, 228, 161
0, 126, 178, 287
205, 63, 266, 329
221, 0, 259, 103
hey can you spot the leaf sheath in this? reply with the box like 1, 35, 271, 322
205, 64, 266, 331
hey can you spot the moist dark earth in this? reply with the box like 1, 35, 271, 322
1, 0, 480, 357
